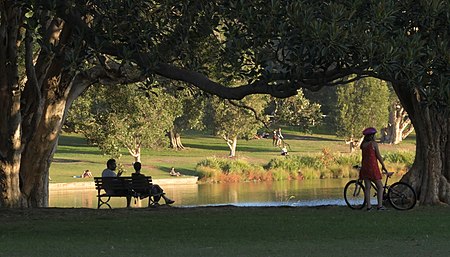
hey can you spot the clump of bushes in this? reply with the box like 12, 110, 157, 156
195, 149, 414, 183
266, 150, 360, 180
383, 151, 414, 166
196, 157, 268, 183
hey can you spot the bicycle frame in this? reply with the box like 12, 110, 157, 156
354, 172, 392, 202
345, 166, 417, 210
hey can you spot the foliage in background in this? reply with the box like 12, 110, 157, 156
209, 94, 269, 157
336, 77, 390, 140
66, 84, 177, 160
2, 0, 448, 208
195, 149, 413, 182
383, 151, 415, 166
271, 89, 323, 132
196, 157, 267, 182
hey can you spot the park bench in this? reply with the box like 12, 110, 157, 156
94, 176, 160, 209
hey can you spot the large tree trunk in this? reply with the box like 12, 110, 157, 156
0, 4, 26, 207
167, 129, 185, 150
380, 101, 414, 145
222, 135, 237, 157
394, 83, 450, 205
19, 98, 68, 207
127, 143, 142, 163
1, 8, 117, 207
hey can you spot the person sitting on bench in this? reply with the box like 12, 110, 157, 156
101, 158, 128, 195
132, 162, 175, 205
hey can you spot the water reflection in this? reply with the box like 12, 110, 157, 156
50, 179, 354, 208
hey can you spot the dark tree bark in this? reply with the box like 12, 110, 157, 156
393, 83, 450, 205
0, 4, 23, 207
0, 7, 142, 207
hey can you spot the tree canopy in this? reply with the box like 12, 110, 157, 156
210, 95, 269, 157
0, 0, 449, 207
336, 77, 390, 140
67, 83, 177, 161
273, 90, 323, 132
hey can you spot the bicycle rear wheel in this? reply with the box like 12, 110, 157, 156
344, 180, 365, 209
388, 182, 417, 210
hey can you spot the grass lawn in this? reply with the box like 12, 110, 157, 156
50, 129, 416, 183
9, 131, 446, 257
0, 206, 449, 257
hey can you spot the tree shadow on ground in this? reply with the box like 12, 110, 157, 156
287, 134, 341, 142
185, 143, 277, 153
53, 158, 98, 164
183, 143, 228, 152
55, 148, 102, 155
53, 158, 82, 163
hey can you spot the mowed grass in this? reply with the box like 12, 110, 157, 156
0, 206, 449, 257
12, 132, 447, 257
50, 129, 416, 183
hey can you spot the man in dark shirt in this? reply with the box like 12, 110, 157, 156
131, 162, 175, 205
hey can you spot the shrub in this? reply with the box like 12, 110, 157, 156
383, 151, 415, 166
334, 153, 361, 166
266, 155, 324, 171
299, 167, 321, 179
226, 159, 257, 174
245, 169, 269, 181
196, 157, 265, 182
196, 157, 224, 170
195, 166, 221, 182
196, 150, 414, 182
271, 168, 291, 181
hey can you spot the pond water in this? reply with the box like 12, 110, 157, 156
49, 179, 354, 208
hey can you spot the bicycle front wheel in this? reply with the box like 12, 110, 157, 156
344, 180, 365, 209
388, 182, 417, 210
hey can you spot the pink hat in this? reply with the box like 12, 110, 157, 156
362, 127, 377, 135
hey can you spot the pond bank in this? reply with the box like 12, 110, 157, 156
49, 176, 199, 190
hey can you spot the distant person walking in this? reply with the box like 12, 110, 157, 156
272, 130, 278, 146
275, 128, 284, 146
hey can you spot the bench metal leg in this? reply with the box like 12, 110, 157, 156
126, 196, 132, 208
98, 196, 112, 209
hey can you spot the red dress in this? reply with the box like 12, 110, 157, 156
360, 142, 382, 180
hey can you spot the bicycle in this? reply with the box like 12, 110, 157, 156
343, 165, 417, 210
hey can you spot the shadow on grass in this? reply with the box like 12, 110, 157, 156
53, 158, 82, 163
156, 166, 200, 176
58, 134, 89, 146
287, 135, 341, 142
55, 148, 102, 155
53, 158, 99, 164
236, 145, 279, 153
185, 143, 276, 153
183, 143, 229, 152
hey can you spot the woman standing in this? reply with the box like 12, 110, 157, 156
360, 127, 389, 211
